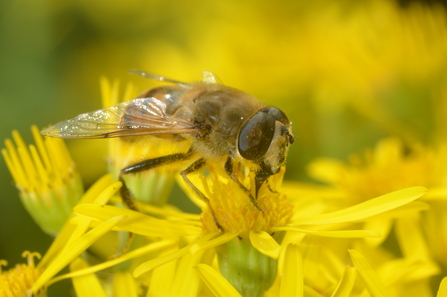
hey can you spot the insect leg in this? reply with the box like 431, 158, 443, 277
266, 179, 279, 194
224, 156, 264, 213
112, 152, 192, 258
119, 152, 192, 211
180, 158, 223, 231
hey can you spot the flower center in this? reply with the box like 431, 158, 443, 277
198, 165, 294, 237
0, 252, 43, 297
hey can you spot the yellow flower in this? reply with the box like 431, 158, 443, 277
20, 174, 186, 296
75, 159, 427, 296
1, 124, 433, 296
2, 126, 84, 236
4, 1, 447, 294
294, 137, 447, 293
0, 252, 42, 297
29, 175, 126, 295
308, 137, 447, 203
0, 175, 141, 296
348, 249, 447, 297
306, 138, 447, 248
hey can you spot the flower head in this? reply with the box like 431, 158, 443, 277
308, 137, 447, 204
2, 126, 84, 236
0, 252, 43, 297
181, 164, 293, 236
73, 153, 427, 296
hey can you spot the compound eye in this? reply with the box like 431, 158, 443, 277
238, 109, 276, 161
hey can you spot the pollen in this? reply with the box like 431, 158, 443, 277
0, 252, 43, 297
197, 166, 294, 237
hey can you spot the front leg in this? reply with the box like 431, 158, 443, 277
224, 156, 264, 213
180, 158, 223, 231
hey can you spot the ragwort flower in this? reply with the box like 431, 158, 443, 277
4, 63, 444, 296
0, 175, 130, 296
307, 138, 447, 203
74, 158, 427, 296
60, 78, 430, 295
295, 137, 447, 294
0, 252, 42, 297
2, 126, 84, 236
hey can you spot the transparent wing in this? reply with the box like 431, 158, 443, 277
41, 97, 197, 139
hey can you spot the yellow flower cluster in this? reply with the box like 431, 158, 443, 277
3, 75, 446, 297
2, 1, 447, 295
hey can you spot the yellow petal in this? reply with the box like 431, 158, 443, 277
65, 218, 93, 249
194, 264, 241, 297
134, 245, 190, 278
364, 219, 392, 247
356, 201, 429, 222
133, 233, 216, 278
137, 202, 201, 220
395, 217, 430, 260
379, 259, 440, 286
50, 240, 174, 284
80, 174, 117, 204
38, 174, 117, 269
425, 187, 447, 200
170, 252, 203, 297
274, 227, 380, 238
91, 181, 123, 205
63, 179, 119, 248
190, 232, 236, 255
70, 258, 107, 297
279, 243, 303, 297
249, 231, 281, 259
32, 215, 126, 294
114, 272, 139, 297
348, 249, 392, 297
330, 266, 357, 297
437, 277, 447, 297
292, 187, 427, 225
149, 245, 179, 294
74, 204, 201, 236
304, 285, 325, 297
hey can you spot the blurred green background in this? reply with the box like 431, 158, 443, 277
1, 0, 446, 294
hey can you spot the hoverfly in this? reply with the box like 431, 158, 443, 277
41, 70, 294, 226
